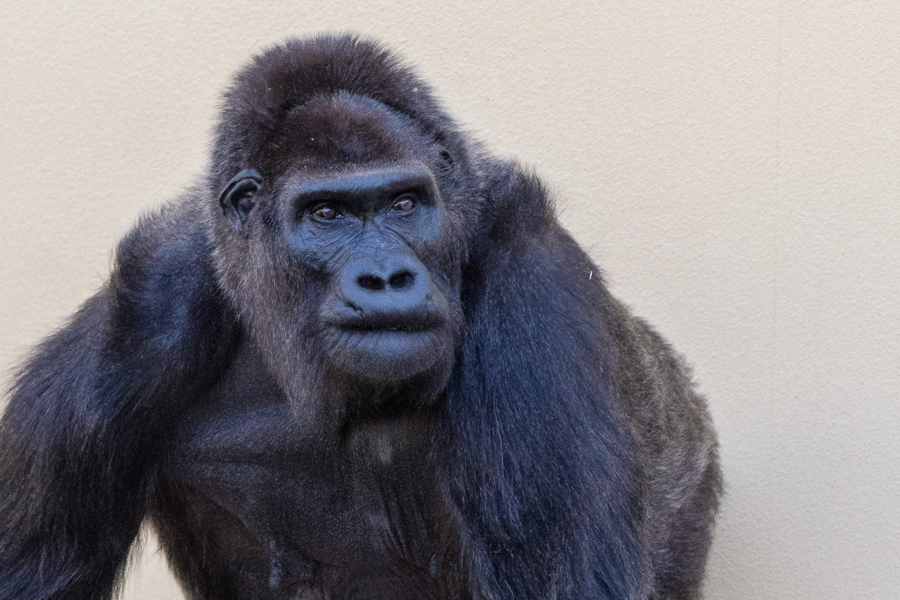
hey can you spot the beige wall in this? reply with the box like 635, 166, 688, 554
1, 1, 898, 598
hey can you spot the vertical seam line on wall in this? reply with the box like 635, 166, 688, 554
773, 0, 784, 378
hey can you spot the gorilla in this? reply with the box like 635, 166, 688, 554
0, 35, 720, 600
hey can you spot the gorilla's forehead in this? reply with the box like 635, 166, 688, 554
280, 164, 439, 208
262, 92, 435, 171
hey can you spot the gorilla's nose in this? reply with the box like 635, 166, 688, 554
355, 267, 415, 293
339, 255, 433, 325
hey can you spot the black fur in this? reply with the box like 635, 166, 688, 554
0, 35, 720, 600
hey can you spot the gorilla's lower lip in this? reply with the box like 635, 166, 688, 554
338, 322, 436, 333
331, 328, 440, 355
326, 312, 446, 333
324, 328, 448, 380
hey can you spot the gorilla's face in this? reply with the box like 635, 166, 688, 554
217, 93, 465, 405
301, 166, 456, 383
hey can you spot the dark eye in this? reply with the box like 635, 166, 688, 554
312, 205, 342, 220
391, 196, 416, 212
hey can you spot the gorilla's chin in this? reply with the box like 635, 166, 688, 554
324, 327, 453, 384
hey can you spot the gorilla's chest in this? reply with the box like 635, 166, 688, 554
153, 348, 456, 599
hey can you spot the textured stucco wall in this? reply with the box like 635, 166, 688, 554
1, 2, 898, 599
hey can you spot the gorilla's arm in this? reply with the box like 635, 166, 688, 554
0, 200, 234, 600
441, 166, 647, 600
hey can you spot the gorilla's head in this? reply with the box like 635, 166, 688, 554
206, 36, 482, 420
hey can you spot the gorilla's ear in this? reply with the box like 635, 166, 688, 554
219, 169, 263, 233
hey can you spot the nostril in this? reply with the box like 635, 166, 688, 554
357, 274, 385, 291
388, 270, 415, 290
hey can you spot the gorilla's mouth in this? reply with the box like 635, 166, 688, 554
332, 311, 445, 334
332, 328, 443, 355
321, 313, 452, 382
